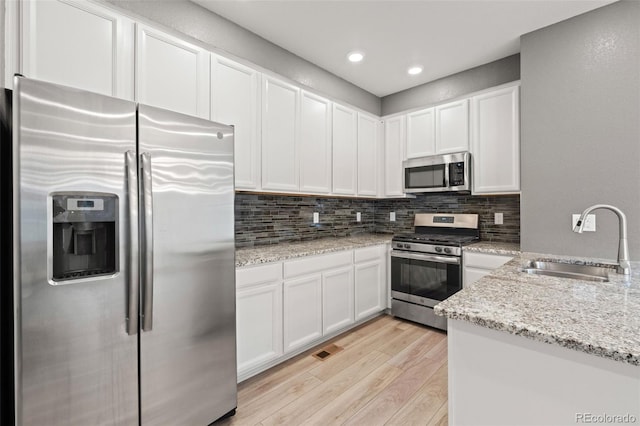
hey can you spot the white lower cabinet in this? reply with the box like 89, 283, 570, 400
236, 263, 283, 378
283, 275, 323, 353
463, 251, 514, 287
322, 266, 355, 335
354, 246, 387, 320
236, 243, 389, 381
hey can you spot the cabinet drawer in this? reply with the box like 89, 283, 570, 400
464, 252, 513, 269
284, 250, 352, 279
354, 245, 383, 263
237, 262, 283, 288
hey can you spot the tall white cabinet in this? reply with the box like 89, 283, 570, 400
357, 113, 379, 196
471, 84, 520, 194
19, 0, 134, 99
332, 104, 358, 195
261, 76, 300, 191
136, 24, 210, 118
299, 91, 332, 194
210, 55, 261, 190
384, 115, 406, 197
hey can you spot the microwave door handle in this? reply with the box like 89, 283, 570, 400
444, 162, 450, 188
141, 152, 154, 332
125, 151, 139, 336
391, 251, 461, 265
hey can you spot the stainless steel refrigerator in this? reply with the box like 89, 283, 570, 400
5, 76, 237, 425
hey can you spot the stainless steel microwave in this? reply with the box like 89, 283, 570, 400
403, 151, 471, 193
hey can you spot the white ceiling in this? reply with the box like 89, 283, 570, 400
193, 0, 615, 97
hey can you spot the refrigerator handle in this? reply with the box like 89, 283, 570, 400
125, 151, 139, 335
141, 152, 154, 332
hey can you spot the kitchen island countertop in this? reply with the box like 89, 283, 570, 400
435, 252, 640, 365
463, 241, 520, 256
235, 233, 392, 267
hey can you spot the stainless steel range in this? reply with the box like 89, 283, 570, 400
391, 213, 479, 330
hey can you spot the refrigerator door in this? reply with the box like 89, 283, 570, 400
14, 77, 139, 425
137, 105, 236, 425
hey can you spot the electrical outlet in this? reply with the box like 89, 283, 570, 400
494, 213, 503, 225
572, 214, 596, 231
313, 212, 319, 224
390, 212, 396, 222
356, 212, 361, 222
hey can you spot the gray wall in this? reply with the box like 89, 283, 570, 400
381, 54, 520, 116
104, 0, 380, 114
520, 0, 640, 260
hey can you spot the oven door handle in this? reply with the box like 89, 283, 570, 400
391, 251, 461, 265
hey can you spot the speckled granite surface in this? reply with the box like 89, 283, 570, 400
235, 234, 392, 267
435, 252, 640, 365
464, 241, 520, 256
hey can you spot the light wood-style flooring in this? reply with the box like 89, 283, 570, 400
218, 315, 448, 426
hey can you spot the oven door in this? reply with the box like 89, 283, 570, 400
391, 250, 462, 307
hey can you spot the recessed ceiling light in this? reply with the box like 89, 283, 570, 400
408, 66, 423, 75
348, 51, 364, 63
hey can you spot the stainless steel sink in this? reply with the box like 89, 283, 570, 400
521, 260, 612, 282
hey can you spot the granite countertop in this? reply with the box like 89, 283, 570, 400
235, 233, 393, 267
464, 241, 521, 256
435, 252, 640, 365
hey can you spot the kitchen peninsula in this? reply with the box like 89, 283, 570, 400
435, 253, 640, 425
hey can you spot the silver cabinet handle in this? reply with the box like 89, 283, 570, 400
391, 250, 461, 265
125, 151, 139, 335
141, 152, 154, 332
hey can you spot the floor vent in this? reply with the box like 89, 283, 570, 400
313, 343, 343, 361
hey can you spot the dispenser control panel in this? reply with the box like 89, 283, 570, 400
51, 192, 118, 282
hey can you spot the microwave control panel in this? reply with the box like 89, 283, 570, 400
449, 162, 465, 186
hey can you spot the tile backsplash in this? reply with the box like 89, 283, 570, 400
235, 193, 520, 247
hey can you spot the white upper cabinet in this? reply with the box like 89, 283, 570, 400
435, 99, 469, 153
384, 115, 406, 197
211, 55, 261, 190
299, 91, 332, 194
332, 104, 358, 195
357, 113, 378, 197
136, 24, 210, 118
261, 76, 300, 192
19, 0, 134, 98
471, 84, 520, 194
406, 108, 436, 158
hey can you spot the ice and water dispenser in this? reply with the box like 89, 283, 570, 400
51, 193, 118, 281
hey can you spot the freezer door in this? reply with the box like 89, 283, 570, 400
14, 77, 139, 425
137, 105, 236, 425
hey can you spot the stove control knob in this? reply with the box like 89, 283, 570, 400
444, 247, 452, 254
435, 247, 443, 253
403, 244, 410, 249
396, 243, 403, 248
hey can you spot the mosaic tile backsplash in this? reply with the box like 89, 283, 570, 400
235, 193, 520, 247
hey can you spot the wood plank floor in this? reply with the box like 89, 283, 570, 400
218, 315, 448, 426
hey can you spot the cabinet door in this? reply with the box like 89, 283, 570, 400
262, 76, 300, 191
463, 266, 491, 287
471, 85, 520, 194
384, 115, 406, 197
435, 99, 469, 153
332, 104, 358, 195
357, 113, 378, 196
236, 281, 283, 375
136, 24, 209, 118
300, 91, 332, 194
406, 107, 435, 158
20, 0, 134, 99
211, 55, 261, 190
283, 275, 323, 352
354, 259, 385, 320
322, 266, 355, 335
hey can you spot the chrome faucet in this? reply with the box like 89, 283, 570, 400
573, 204, 631, 275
